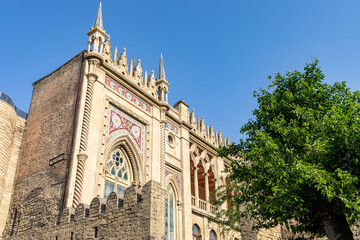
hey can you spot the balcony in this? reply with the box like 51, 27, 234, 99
191, 195, 216, 216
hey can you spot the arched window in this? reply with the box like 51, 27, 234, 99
192, 224, 201, 240
104, 148, 131, 199
209, 230, 217, 240
197, 162, 206, 201
190, 160, 195, 196
208, 167, 216, 203
165, 185, 176, 240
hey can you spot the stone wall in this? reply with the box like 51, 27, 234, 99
0, 100, 26, 234
3, 180, 163, 240
3, 52, 85, 238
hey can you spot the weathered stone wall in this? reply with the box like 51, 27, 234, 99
0, 101, 17, 206
352, 225, 360, 240
257, 225, 282, 240
3, 52, 85, 238
0, 100, 26, 234
3, 180, 163, 240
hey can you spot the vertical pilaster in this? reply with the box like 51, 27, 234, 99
73, 61, 98, 208
159, 106, 167, 239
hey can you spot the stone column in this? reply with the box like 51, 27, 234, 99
72, 69, 98, 208
193, 167, 199, 203
93, 38, 99, 52
204, 172, 209, 211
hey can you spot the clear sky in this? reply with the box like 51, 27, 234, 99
1, 0, 360, 142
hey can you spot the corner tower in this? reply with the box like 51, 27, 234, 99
87, 2, 107, 54
156, 53, 170, 102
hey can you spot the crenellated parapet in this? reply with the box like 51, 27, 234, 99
4, 180, 163, 240
189, 108, 232, 148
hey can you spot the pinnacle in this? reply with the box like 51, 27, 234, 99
93, 2, 103, 28
158, 53, 166, 79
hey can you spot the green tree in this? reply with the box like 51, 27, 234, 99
216, 60, 360, 240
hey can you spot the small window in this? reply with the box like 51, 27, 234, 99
168, 135, 173, 144
167, 133, 175, 148
209, 230, 217, 240
192, 224, 201, 240
94, 226, 98, 238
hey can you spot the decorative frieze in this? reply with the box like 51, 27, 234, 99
166, 122, 179, 134
105, 76, 151, 113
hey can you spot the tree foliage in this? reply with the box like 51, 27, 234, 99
215, 60, 360, 238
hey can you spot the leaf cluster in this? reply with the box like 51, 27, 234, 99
215, 60, 360, 237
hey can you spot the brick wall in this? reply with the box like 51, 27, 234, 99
3, 52, 85, 237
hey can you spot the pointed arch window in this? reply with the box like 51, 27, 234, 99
192, 224, 201, 240
209, 230, 217, 240
165, 185, 176, 240
104, 148, 131, 199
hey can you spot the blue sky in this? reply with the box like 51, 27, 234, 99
1, 1, 360, 142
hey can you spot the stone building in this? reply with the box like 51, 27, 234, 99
0, 3, 247, 240
2, 3, 359, 240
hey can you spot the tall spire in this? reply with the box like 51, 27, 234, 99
158, 53, 166, 79
93, 2, 103, 28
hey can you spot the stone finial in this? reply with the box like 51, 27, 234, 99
215, 131, 218, 146
218, 130, 223, 145
210, 123, 215, 138
197, 117, 201, 133
113, 47, 118, 64
93, 2, 103, 28
190, 109, 196, 129
133, 59, 143, 86
129, 59, 133, 76
206, 125, 210, 140
158, 53, 166, 79
144, 70, 148, 87
147, 70, 157, 96
227, 136, 230, 146
103, 37, 112, 62
118, 48, 128, 72
201, 116, 206, 138
149, 70, 156, 86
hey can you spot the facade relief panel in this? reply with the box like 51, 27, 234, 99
106, 105, 146, 170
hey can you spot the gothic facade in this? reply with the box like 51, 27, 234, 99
0, 3, 248, 240
6, 3, 359, 240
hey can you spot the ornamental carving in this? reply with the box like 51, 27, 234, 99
165, 168, 181, 193
106, 105, 146, 166
166, 122, 179, 135
105, 76, 151, 113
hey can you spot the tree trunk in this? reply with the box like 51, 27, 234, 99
322, 211, 354, 240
